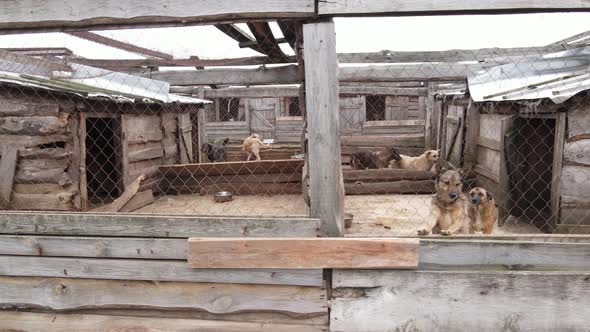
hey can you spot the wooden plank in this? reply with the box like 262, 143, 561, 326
160, 159, 304, 177
474, 164, 500, 183
0, 312, 326, 332
73, 55, 295, 69
555, 224, 590, 234
11, 191, 76, 211
0, 145, 18, 208
319, 1, 590, 16
362, 120, 425, 127
331, 270, 590, 332
344, 180, 435, 195
128, 146, 164, 162
0, 1, 315, 34
119, 189, 154, 212
151, 65, 299, 86
188, 238, 419, 269
337, 45, 569, 64
343, 169, 435, 182
304, 22, 345, 237
422, 234, 590, 243
0, 114, 69, 136
92, 174, 144, 213
477, 136, 502, 150
551, 112, 566, 227
204, 86, 300, 98
419, 239, 590, 271
247, 22, 289, 61
339, 86, 427, 96
214, 23, 266, 54
178, 113, 193, 163
0, 212, 321, 238
0, 276, 326, 315
567, 102, 590, 139
66, 31, 172, 59
341, 134, 424, 147
339, 63, 482, 82
464, 100, 479, 164
0, 100, 59, 116
78, 112, 88, 210
0, 256, 322, 286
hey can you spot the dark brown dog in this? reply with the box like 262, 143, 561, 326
351, 147, 398, 170
467, 187, 498, 234
201, 137, 229, 162
417, 169, 467, 236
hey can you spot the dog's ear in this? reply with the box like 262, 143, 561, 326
435, 160, 448, 175
486, 190, 493, 201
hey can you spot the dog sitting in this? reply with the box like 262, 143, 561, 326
417, 168, 468, 236
201, 137, 229, 162
467, 187, 498, 234
388, 149, 440, 171
351, 147, 398, 170
242, 134, 268, 161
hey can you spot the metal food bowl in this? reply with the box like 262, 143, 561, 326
214, 191, 233, 203
344, 213, 354, 228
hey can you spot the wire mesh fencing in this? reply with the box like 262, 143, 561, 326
0, 19, 589, 235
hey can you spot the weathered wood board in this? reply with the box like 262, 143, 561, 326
0, 212, 321, 238
0, 312, 327, 332
160, 159, 304, 177
560, 165, 590, 197
0, 256, 323, 286
0, 276, 327, 315
0, 145, 18, 208
331, 270, 590, 332
188, 238, 419, 269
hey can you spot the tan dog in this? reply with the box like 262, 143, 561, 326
242, 134, 268, 161
467, 187, 498, 234
389, 149, 440, 171
417, 169, 467, 236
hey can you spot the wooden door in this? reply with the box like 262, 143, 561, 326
443, 103, 466, 167
340, 96, 365, 136
249, 98, 279, 139
385, 96, 424, 120
177, 113, 193, 164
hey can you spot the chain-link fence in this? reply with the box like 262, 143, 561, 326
0, 18, 588, 235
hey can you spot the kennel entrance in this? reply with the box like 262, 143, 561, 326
84, 115, 124, 207
506, 115, 557, 231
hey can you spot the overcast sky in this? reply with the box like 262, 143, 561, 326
0, 13, 588, 60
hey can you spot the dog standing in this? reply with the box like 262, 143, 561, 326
388, 149, 440, 171
201, 137, 229, 162
467, 187, 498, 234
417, 169, 468, 236
242, 134, 268, 161
351, 147, 398, 170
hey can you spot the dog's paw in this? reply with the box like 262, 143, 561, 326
417, 228, 430, 236
440, 229, 452, 236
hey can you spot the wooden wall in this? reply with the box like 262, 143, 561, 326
0, 89, 79, 211
561, 102, 590, 230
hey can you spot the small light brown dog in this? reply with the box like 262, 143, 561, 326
388, 149, 440, 171
242, 134, 268, 161
467, 187, 498, 234
417, 169, 467, 236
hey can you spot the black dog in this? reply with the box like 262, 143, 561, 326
201, 138, 229, 162
351, 147, 399, 170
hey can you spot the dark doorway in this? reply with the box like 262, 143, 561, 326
506, 117, 556, 231
85, 117, 123, 204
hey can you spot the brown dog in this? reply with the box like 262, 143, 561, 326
417, 169, 467, 236
242, 134, 268, 161
351, 147, 398, 170
467, 187, 498, 234
388, 149, 440, 171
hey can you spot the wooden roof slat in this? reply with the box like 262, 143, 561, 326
214, 24, 266, 54
247, 22, 289, 61
66, 31, 173, 60
277, 21, 299, 49
547, 29, 590, 47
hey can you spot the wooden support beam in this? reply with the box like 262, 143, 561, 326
278, 21, 300, 49
239, 37, 288, 48
246, 22, 289, 61
0, 1, 315, 34
0, 212, 321, 238
0, 145, 18, 208
339, 63, 483, 82
1, 47, 73, 57
66, 31, 173, 59
0, 312, 326, 332
67, 55, 296, 68
318, 1, 590, 16
548, 29, 590, 46
188, 238, 419, 269
0, 49, 71, 77
304, 21, 345, 236
0, 256, 323, 286
551, 112, 567, 229
149, 64, 299, 85
214, 23, 266, 54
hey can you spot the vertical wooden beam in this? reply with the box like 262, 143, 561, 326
424, 84, 434, 149
78, 112, 88, 211
120, 115, 130, 188
303, 21, 344, 236
463, 98, 480, 165
498, 115, 515, 225
0, 145, 18, 209
67, 113, 81, 210
551, 112, 567, 231
195, 88, 207, 164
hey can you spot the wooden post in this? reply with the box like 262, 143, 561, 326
424, 83, 434, 149
303, 21, 344, 236
195, 88, 207, 164
550, 112, 567, 230
463, 98, 480, 165
0, 145, 18, 209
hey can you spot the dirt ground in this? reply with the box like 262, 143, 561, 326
136, 194, 541, 236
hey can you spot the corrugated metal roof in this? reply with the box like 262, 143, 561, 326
0, 63, 211, 105
468, 46, 590, 104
